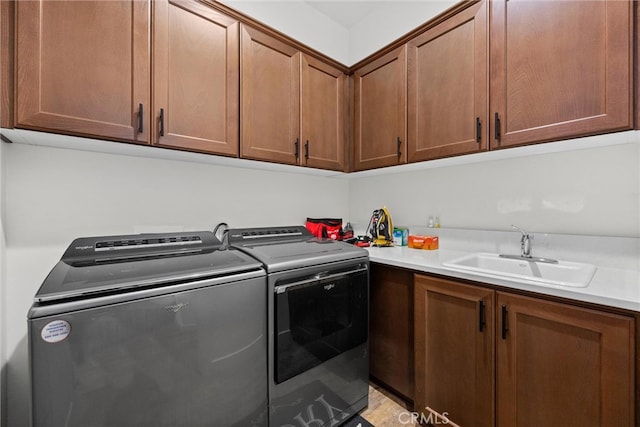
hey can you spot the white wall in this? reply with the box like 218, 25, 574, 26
349, 133, 640, 237
220, 0, 351, 64
2, 140, 349, 426
219, 0, 457, 65
348, 0, 458, 64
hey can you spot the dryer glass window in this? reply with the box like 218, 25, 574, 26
274, 267, 368, 383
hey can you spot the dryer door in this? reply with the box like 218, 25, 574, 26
274, 265, 368, 383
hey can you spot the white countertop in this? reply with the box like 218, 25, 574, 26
367, 245, 640, 312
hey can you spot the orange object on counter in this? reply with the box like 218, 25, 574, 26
408, 235, 439, 250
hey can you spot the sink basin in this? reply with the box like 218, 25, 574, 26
442, 253, 596, 288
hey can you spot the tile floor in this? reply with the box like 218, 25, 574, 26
359, 383, 418, 427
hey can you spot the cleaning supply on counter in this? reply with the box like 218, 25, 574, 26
393, 227, 409, 246
427, 215, 441, 228
408, 235, 439, 250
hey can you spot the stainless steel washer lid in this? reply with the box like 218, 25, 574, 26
228, 226, 368, 273
34, 232, 263, 303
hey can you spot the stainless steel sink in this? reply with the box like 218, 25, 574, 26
442, 252, 596, 288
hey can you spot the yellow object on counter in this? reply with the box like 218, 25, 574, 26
408, 235, 439, 250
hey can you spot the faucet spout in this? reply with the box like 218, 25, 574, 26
499, 225, 557, 263
511, 224, 532, 258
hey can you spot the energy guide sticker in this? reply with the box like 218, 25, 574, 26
41, 320, 71, 343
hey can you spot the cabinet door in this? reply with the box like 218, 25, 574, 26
497, 292, 634, 426
16, 1, 149, 142
154, 0, 239, 156
414, 275, 494, 427
369, 265, 414, 401
301, 54, 347, 171
490, 0, 632, 148
353, 46, 407, 171
241, 25, 300, 165
408, 0, 487, 162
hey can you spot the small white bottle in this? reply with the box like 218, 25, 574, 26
427, 215, 434, 228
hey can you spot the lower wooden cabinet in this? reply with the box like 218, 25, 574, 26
414, 274, 635, 426
414, 275, 494, 427
370, 264, 414, 401
496, 291, 634, 427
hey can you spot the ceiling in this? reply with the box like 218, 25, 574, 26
303, 1, 387, 28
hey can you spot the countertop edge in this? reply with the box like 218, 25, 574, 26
367, 248, 640, 313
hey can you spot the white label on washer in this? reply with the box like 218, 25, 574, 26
41, 320, 71, 343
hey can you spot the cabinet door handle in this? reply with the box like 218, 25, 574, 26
494, 112, 501, 141
397, 137, 402, 158
501, 304, 508, 339
476, 117, 481, 143
305, 140, 309, 160
294, 138, 299, 159
138, 103, 144, 134
159, 108, 165, 137
478, 300, 486, 332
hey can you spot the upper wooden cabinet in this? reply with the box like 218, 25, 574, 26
240, 25, 300, 165
9, 0, 636, 170
14, 0, 240, 156
490, 0, 633, 148
353, 46, 407, 171
407, 0, 488, 162
153, 0, 239, 156
301, 54, 347, 171
240, 26, 347, 170
15, 0, 150, 143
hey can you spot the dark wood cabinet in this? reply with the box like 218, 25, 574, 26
240, 25, 300, 165
352, 46, 407, 171
14, 0, 240, 156
153, 0, 239, 156
301, 54, 347, 171
240, 27, 347, 170
413, 273, 634, 426
414, 275, 494, 427
9, 0, 637, 169
15, 0, 150, 143
497, 291, 634, 426
490, 0, 633, 148
636, 3, 640, 130
369, 264, 414, 401
407, 0, 488, 162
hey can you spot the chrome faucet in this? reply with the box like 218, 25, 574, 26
500, 225, 558, 264
511, 225, 532, 258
